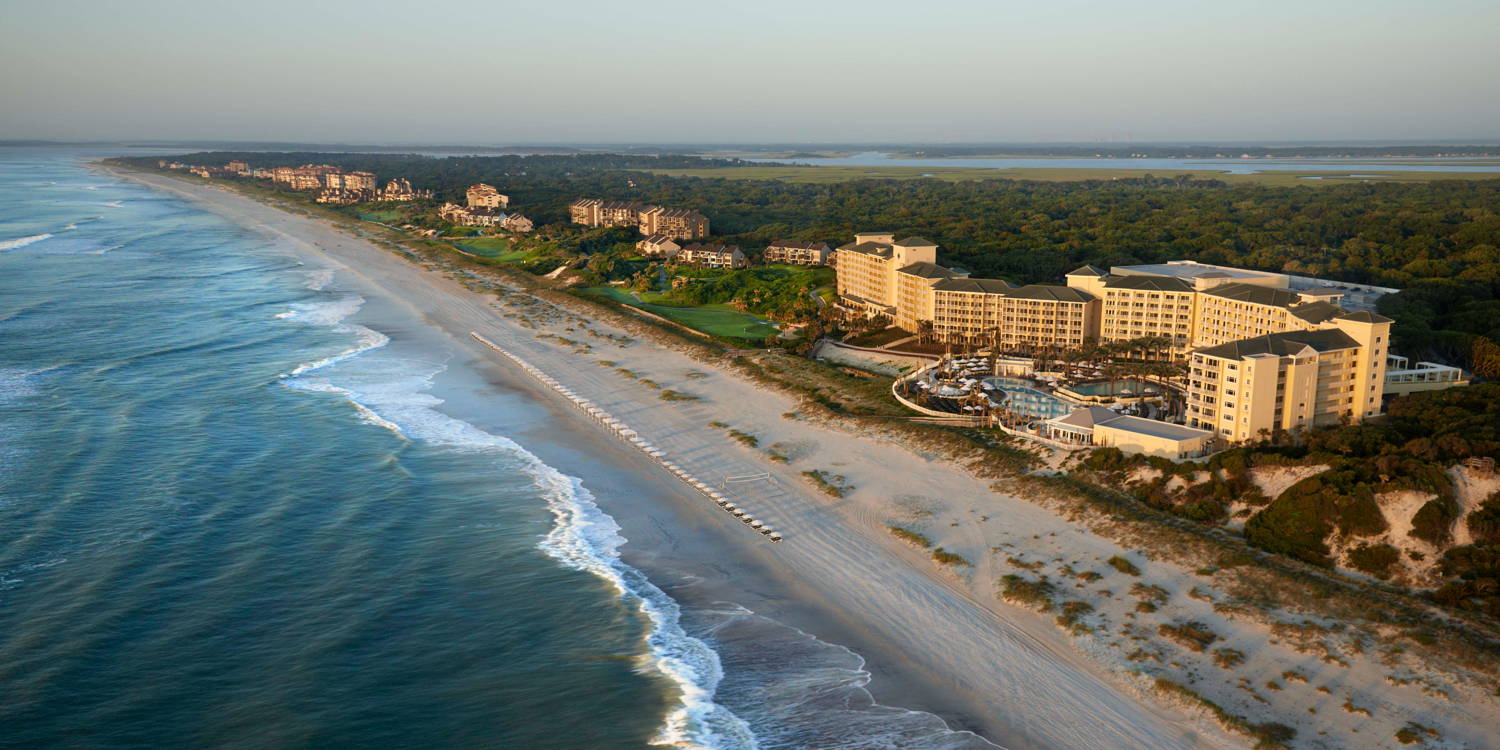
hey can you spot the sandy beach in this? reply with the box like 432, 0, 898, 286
104, 166, 1500, 750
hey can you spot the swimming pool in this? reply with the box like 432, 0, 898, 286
984, 377, 1074, 419
1067, 380, 1160, 397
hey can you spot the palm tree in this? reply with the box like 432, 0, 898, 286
1103, 363, 1126, 398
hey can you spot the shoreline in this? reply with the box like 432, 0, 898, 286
100, 162, 1500, 749
99, 164, 1221, 749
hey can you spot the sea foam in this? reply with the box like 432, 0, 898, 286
277, 289, 756, 750
0, 234, 53, 251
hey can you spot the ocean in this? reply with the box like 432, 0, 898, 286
0, 151, 998, 750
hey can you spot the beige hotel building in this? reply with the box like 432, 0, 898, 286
837, 239, 1396, 433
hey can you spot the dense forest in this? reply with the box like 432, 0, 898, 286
113, 152, 1500, 363
895, 145, 1500, 159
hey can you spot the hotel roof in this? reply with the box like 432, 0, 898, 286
1001, 284, 1096, 303
1334, 310, 1393, 324
768, 239, 830, 251
1048, 406, 1120, 431
1194, 329, 1360, 360
895, 236, 937, 248
932, 278, 1021, 294
1113, 261, 1285, 283
1287, 301, 1346, 324
1066, 264, 1108, 277
837, 240, 895, 258
897, 262, 959, 280
1201, 282, 1303, 307
1102, 276, 1195, 293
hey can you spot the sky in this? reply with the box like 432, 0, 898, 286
2, 0, 1497, 144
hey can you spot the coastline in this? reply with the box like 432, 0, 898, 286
99, 164, 1228, 749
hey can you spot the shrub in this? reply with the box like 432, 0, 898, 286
728, 429, 759, 448
1347, 544, 1401, 580
800, 469, 851, 498
659, 390, 700, 402
707, 421, 728, 428
931, 548, 972, 567
1409, 498, 1458, 546
1130, 582, 1170, 605
1212, 647, 1245, 669
1159, 621, 1218, 652
1001, 575, 1056, 611
1107, 555, 1141, 576
1056, 600, 1095, 629
1467, 493, 1500, 545
886, 525, 932, 547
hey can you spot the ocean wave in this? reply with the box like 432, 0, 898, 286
276, 294, 755, 750
277, 296, 390, 376
0, 234, 53, 251
303, 268, 336, 291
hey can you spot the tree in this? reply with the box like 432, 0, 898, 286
1472, 336, 1500, 379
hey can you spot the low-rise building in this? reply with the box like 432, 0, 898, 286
440, 203, 502, 227
764, 240, 832, 266
678, 243, 745, 269
501, 214, 533, 232
1382, 356, 1469, 397
637, 233, 681, 259
1041, 406, 1214, 459
316, 189, 372, 205
467, 184, 509, 208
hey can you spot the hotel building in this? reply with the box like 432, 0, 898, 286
1187, 312, 1392, 439
467, 184, 509, 208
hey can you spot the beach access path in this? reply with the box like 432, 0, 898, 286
108, 167, 1238, 750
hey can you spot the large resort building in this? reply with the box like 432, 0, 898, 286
837, 235, 1400, 431
569, 199, 709, 241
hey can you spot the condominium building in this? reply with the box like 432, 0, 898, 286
640, 207, 709, 240
637, 233, 682, 259
677, 243, 745, 269
1186, 312, 1392, 441
377, 179, 432, 201
440, 203, 503, 227
228, 161, 250, 175
764, 240, 832, 266
467, 184, 509, 208
569, 198, 709, 240
502, 214, 533, 232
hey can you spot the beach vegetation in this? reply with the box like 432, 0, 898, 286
799, 469, 851, 498
930, 548, 971, 567
728, 430, 759, 448
706, 421, 728, 428
659, 390, 699, 402
1055, 600, 1094, 631
597, 360, 616, 366
614, 367, 637, 379
1107, 556, 1141, 576
1347, 544, 1402, 580
1153, 678, 1295, 749
1000, 574, 1056, 611
1159, 621, 1218, 652
886, 525, 933, 548
637, 378, 661, 390
1213, 647, 1246, 669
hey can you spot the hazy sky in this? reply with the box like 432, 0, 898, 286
3, 0, 1497, 144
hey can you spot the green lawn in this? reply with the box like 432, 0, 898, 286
359, 210, 403, 222
582, 286, 780, 339
456, 236, 540, 261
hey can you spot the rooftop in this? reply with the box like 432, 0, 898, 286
1113, 261, 1287, 284
1335, 310, 1393, 324
1096, 415, 1214, 442
1200, 282, 1303, 307
1194, 329, 1361, 360
1066, 264, 1108, 277
932, 277, 1021, 294
897, 262, 960, 280
1287, 301, 1345, 325
1102, 275, 1196, 293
